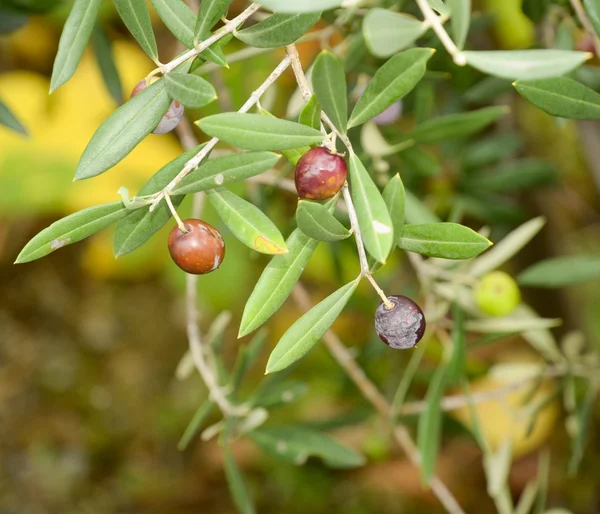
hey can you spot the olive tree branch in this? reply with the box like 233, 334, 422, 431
569, 0, 600, 56
414, 0, 466, 66
291, 283, 466, 514
149, 55, 292, 212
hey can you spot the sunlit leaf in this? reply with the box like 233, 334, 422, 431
312, 51, 348, 134
398, 223, 490, 259
348, 48, 433, 128
266, 278, 360, 373
296, 200, 350, 242
236, 11, 321, 48
207, 187, 288, 255
113, 0, 158, 62
50, 0, 101, 92
197, 113, 325, 150
462, 50, 591, 80
363, 8, 427, 58
250, 426, 365, 468
348, 154, 394, 263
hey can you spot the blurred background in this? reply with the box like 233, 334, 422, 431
1, 0, 600, 513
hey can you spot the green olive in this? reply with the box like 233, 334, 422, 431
475, 271, 521, 317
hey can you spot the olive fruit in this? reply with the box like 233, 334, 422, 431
168, 219, 225, 275
130, 78, 184, 134
474, 271, 521, 317
295, 147, 348, 200
375, 295, 426, 349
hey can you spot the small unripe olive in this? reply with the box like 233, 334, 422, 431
130, 78, 184, 134
375, 295, 426, 349
168, 219, 225, 275
474, 271, 521, 317
295, 147, 348, 200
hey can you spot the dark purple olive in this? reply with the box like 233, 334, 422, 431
375, 295, 426, 349
295, 147, 347, 200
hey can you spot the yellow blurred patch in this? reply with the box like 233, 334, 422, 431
483, 0, 535, 49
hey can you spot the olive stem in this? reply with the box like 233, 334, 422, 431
291, 283, 466, 514
149, 55, 293, 212
414, 0, 467, 66
164, 193, 187, 233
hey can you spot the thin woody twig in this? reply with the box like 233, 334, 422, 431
291, 283, 466, 514
569, 0, 600, 56
415, 0, 466, 65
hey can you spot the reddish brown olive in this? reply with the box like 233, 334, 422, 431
130, 78, 184, 134
295, 147, 348, 200
168, 219, 225, 275
375, 295, 426, 349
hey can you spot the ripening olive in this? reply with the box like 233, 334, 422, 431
295, 147, 348, 200
168, 219, 225, 275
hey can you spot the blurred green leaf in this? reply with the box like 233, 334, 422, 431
348, 153, 394, 263
447, 304, 466, 384
363, 9, 427, 58
398, 223, 491, 259
382, 174, 406, 246
236, 11, 321, 48
392, 341, 427, 416
417, 362, 447, 484
231, 329, 269, 397
259, 0, 342, 13
462, 133, 522, 168
584, 0, 600, 38
404, 190, 441, 224
462, 50, 591, 80
348, 48, 433, 128
515, 77, 600, 119
406, 106, 508, 143
484, 440, 513, 498
266, 278, 360, 373
466, 316, 562, 334
194, 0, 231, 41
0, 97, 27, 135
518, 255, 600, 287
296, 200, 350, 242
250, 426, 366, 468
113, 0, 158, 63
464, 77, 513, 104
447, 0, 470, 50
533, 450, 551, 514
224, 443, 255, 514
299, 94, 322, 130
75, 78, 171, 180
401, 146, 441, 176
174, 152, 280, 195
0, 8, 28, 33
198, 113, 324, 150
16, 202, 129, 263
114, 144, 205, 256
207, 187, 288, 254
568, 382, 597, 475
92, 25, 123, 106
164, 72, 217, 108
465, 159, 555, 193
50, 0, 101, 92
312, 51, 348, 134
470, 217, 546, 276
251, 380, 309, 409
515, 480, 540, 514
428, 0, 450, 15
178, 400, 214, 450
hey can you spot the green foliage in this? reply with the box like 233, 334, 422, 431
0, 97, 27, 135
312, 51, 348, 134
296, 200, 350, 242
236, 12, 321, 48
113, 0, 158, 63
363, 9, 427, 58
164, 72, 216, 108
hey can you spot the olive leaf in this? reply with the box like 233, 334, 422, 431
296, 200, 350, 242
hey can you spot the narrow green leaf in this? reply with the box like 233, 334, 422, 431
236, 11, 321, 48
207, 187, 288, 255
466, 159, 555, 193
462, 133, 523, 168
250, 426, 365, 468
259, 0, 343, 13
363, 9, 427, 58
173, 151, 280, 195
194, 0, 231, 41
0, 97, 27, 135
299, 94, 321, 130
16, 202, 129, 263
447, 304, 465, 384
239, 199, 334, 337
401, 146, 441, 176
258, 106, 309, 165
50, 0, 101, 92
164, 72, 217, 108
178, 400, 214, 450
533, 451, 551, 514
312, 51, 348, 134
251, 379, 309, 409
406, 106, 508, 143
514, 77, 600, 119
568, 382, 597, 475
198, 113, 324, 151
348, 48, 433, 129
470, 217, 546, 276
462, 50, 591, 80
382, 174, 405, 246
231, 329, 269, 397
466, 316, 562, 334
0, 9, 28, 34
398, 223, 491, 259
464, 76, 513, 104
266, 278, 360, 373
348, 153, 394, 263
584, 0, 600, 38
224, 444, 255, 514
518, 255, 600, 288
150, 0, 196, 48
92, 25, 124, 105
447, 0, 470, 50
404, 190, 440, 224
428, 0, 450, 15
391, 341, 427, 416
296, 200, 350, 242
113, 0, 158, 62
75, 78, 171, 180
417, 363, 447, 484
114, 145, 205, 256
